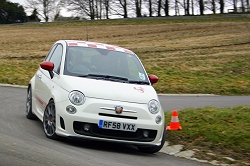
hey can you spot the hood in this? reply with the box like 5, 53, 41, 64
59, 75, 158, 104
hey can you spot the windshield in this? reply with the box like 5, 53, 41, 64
63, 46, 150, 84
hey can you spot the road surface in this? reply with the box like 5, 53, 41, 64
1, 86, 249, 166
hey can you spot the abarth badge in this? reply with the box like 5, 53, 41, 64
115, 106, 123, 114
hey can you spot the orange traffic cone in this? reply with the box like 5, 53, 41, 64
166, 110, 182, 130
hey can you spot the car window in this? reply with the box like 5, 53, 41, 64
44, 45, 57, 62
48, 44, 63, 74
126, 54, 147, 81
64, 46, 149, 83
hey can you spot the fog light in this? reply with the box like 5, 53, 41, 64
66, 105, 77, 114
143, 130, 149, 138
83, 124, 91, 131
155, 115, 162, 124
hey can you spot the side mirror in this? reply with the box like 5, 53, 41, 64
40, 61, 54, 79
148, 74, 158, 84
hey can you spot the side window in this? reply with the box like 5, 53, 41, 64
127, 55, 147, 81
48, 44, 63, 74
44, 45, 57, 61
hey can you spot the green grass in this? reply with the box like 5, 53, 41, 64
165, 106, 250, 164
0, 59, 40, 85
1, 18, 250, 95
1, 18, 250, 165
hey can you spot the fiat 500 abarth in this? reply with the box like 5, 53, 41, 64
26, 40, 166, 153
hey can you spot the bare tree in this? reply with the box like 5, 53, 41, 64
240, 0, 246, 11
103, 0, 110, 19
135, 0, 142, 17
162, 0, 170, 16
26, 0, 61, 22
110, 0, 129, 18
178, 0, 190, 15
157, 0, 162, 16
199, 0, 205, 14
233, 0, 238, 12
144, 0, 153, 16
65, 0, 106, 20
219, 0, 224, 13
144, 0, 165, 17
186, 0, 190, 14
191, 0, 194, 14
204, 0, 217, 14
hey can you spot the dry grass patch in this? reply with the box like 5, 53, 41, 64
0, 18, 250, 94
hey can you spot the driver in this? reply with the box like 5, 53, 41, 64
68, 50, 83, 71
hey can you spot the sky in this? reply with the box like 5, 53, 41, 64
9, 0, 179, 18
9, 0, 229, 18
9, 0, 72, 17
9, 0, 23, 4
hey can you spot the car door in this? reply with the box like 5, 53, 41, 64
33, 44, 63, 118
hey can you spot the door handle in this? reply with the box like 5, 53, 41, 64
37, 74, 42, 79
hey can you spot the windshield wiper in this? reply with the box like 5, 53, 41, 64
128, 80, 150, 85
79, 74, 129, 82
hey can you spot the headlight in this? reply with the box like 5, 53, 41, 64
69, 91, 85, 105
148, 99, 160, 114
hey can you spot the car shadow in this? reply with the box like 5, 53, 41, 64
28, 117, 158, 156
59, 136, 155, 156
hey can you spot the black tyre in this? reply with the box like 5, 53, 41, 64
26, 86, 36, 120
137, 125, 166, 153
43, 100, 59, 140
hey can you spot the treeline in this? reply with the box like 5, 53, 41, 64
0, 0, 27, 24
25, 0, 250, 21
1, 0, 250, 23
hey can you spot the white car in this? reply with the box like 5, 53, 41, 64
26, 40, 166, 153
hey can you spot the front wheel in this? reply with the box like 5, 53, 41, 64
137, 125, 166, 153
43, 100, 59, 140
26, 86, 36, 120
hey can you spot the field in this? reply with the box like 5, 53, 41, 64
1, 18, 250, 165
165, 106, 250, 165
0, 18, 250, 95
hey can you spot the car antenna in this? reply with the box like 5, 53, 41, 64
85, 21, 88, 41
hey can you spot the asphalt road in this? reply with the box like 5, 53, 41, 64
159, 94, 250, 111
1, 86, 249, 166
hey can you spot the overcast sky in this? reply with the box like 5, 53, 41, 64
9, 0, 71, 17
9, 0, 24, 5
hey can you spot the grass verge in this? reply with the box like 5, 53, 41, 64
165, 106, 250, 165
0, 17, 250, 95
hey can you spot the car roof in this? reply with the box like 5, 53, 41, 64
64, 40, 134, 55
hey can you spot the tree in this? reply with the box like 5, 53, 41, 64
205, 0, 217, 14
186, 0, 190, 15
26, 0, 62, 22
103, 0, 110, 19
174, 0, 180, 15
0, 0, 27, 24
28, 8, 40, 21
233, 0, 238, 12
110, 0, 129, 18
199, 0, 205, 15
157, 0, 162, 16
147, 0, 153, 16
65, 0, 99, 20
143, 0, 152, 17
144, 0, 160, 17
162, 0, 170, 16
135, 0, 142, 17
219, 0, 224, 13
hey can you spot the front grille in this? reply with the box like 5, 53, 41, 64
98, 113, 137, 120
73, 121, 157, 142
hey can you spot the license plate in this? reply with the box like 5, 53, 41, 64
98, 120, 137, 132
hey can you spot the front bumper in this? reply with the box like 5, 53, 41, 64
54, 97, 165, 146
